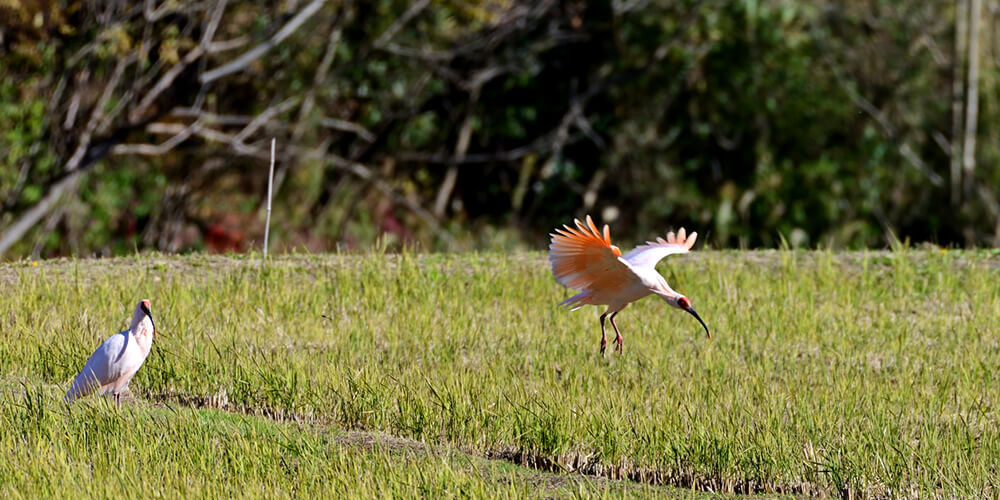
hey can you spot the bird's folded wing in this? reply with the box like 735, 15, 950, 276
65, 333, 127, 401
548, 215, 637, 292
622, 227, 698, 270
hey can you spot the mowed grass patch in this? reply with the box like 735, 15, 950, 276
1, 250, 998, 497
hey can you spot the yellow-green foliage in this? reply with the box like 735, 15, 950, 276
1, 250, 999, 497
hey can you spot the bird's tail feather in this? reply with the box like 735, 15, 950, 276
558, 291, 591, 311
64, 371, 99, 403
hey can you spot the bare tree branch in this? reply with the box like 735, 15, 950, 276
0, 171, 83, 256
280, 14, 348, 202
169, 107, 286, 127
429, 65, 519, 218
962, 0, 982, 197
198, 0, 228, 46
115, 120, 454, 244
3, 160, 32, 210
233, 96, 300, 144
200, 0, 327, 83
434, 92, 478, 218
145, 0, 211, 22
63, 70, 88, 130
395, 94, 601, 167
130, 0, 227, 123
951, 0, 968, 203
318, 117, 375, 142
112, 120, 204, 156
396, 145, 541, 164
66, 54, 136, 173
291, 22, 345, 146
207, 36, 251, 53
325, 154, 454, 245
373, 0, 430, 48
30, 188, 74, 259
376, 1, 557, 62
130, 46, 206, 124
817, 42, 944, 186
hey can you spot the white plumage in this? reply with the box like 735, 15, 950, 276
549, 216, 709, 355
621, 227, 697, 270
65, 299, 157, 407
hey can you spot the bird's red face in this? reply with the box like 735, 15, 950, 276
139, 299, 156, 337
677, 296, 691, 310
675, 295, 711, 339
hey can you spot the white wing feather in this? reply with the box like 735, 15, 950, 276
622, 228, 698, 271
65, 332, 134, 402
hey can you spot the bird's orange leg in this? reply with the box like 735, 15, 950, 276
609, 312, 623, 354
599, 313, 609, 356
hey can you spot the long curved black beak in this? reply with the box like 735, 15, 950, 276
140, 303, 156, 336
684, 306, 711, 339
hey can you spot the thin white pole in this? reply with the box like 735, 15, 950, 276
264, 138, 275, 258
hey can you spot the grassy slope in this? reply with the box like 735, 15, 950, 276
1, 250, 998, 497
0, 387, 666, 498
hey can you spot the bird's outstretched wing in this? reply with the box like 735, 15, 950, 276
622, 227, 698, 270
549, 215, 637, 292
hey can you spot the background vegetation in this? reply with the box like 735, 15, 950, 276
2, 0, 1000, 259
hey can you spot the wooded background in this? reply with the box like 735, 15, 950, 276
2, 0, 999, 258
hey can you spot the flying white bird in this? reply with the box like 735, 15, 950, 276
549, 215, 710, 355
65, 299, 158, 408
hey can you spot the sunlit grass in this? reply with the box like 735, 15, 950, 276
1, 249, 998, 497
1, 380, 629, 498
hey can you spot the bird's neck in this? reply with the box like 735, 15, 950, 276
131, 324, 155, 357
651, 277, 678, 298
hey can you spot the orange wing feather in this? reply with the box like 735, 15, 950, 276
548, 215, 635, 293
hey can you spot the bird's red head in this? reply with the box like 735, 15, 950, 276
675, 295, 711, 339
139, 299, 156, 338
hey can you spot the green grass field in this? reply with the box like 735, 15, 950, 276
1, 249, 998, 497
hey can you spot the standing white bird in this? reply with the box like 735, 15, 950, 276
549, 215, 710, 355
65, 299, 158, 408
